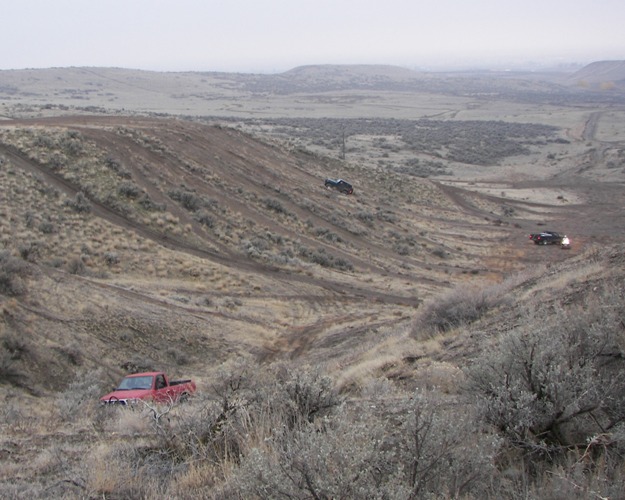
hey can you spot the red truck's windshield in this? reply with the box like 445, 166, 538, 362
117, 376, 153, 390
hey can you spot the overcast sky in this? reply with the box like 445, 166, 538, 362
2, 0, 623, 72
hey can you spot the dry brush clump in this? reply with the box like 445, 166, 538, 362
412, 282, 510, 338
0, 331, 30, 389
0, 250, 33, 296
464, 278, 625, 497
221, 389, 498, 499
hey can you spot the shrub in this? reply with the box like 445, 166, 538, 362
298, 246, 353, 271
168, 189, 202, 212
103, 252, 119, 266
120, 356, 157, 374
194, 209, 214, 228
467, 297, 625, 456
66, 257, 86, 275
0, 251, 31, 296
0, 334, 29, 388
226, 389, 496, 499
38, 220, 55, 234
60, 131, 84, 156
18, 242, 42, 263
263, 197, 289, 215
313, 227, 342, 243
356, 210, 375, 226
117, 182, 141, 198
64, 191, 92, 213
104, 155, 131, 178
465, 279, 625, 497
414, 284, 506, 335
138, 363, 343, 474
57, 367, 107, 420
138, 193, 166, 212
166, 347, 189, 366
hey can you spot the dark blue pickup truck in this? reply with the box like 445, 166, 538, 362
324, 178, 353, 195
529, 231, 562, 245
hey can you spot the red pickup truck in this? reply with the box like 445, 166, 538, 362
100, 371, 196, 405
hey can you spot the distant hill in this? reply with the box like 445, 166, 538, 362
282, 64, 421, 80
1, 61, 624, 120
567, 60, 625, 90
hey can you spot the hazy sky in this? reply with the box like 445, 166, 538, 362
2, 0, 623, 72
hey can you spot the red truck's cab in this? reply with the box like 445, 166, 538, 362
100, 371, 196, 405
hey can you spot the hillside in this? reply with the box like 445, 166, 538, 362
0, 115, 552, 390
568, 59, 625, 89
1, 64, 625, 497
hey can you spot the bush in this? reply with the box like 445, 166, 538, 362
57, 367, 107, 420
64, 191, 92, 213
38, 220, 55, 234
313, 227, 342, 243
0, 251, 31, 296
168, 189, 202, 212
468, 297, 625, 454
103, 252, 119, 266
66, 257, 86, 275
465, 281, 625, 497
0, 334, 30, 388
226, 390, 497, 499
18, 242, 42, 263
138, 193, 166, 212
414, 284, 506, 335
140, 363, 342, 469
263, 197, 290, 216
298, 246, 353, 271
117, 182, 141, 198
194, 209, 214, 228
